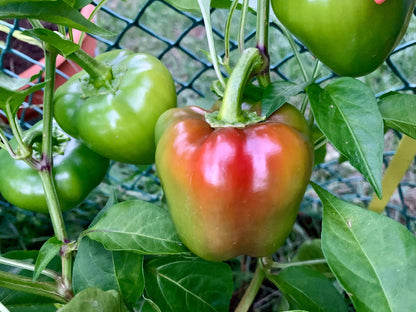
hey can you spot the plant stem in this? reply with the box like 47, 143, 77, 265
270, 258, 327, 270
234, 259, 266, 312
0, 256, 60, 281
224, 0, 239, 66
0, 270, 67, 304
217, 48, 263, 124
67, 48, 113, 89
273, 16, 308, 81
256, 0, 271, 87
238, 0, 249, 53
5, 105, 31, 160
41, 47, 73, 296
197, 0, 226, 88
369, 135, 416, 212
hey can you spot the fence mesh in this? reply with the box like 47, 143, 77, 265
0, 1, 415, 253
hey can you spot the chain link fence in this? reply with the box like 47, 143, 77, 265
0, 1, 415, 254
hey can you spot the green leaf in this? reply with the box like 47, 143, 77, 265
7, 304, 58, 312
23, 29, 80, 57
312, 124, 327, 166
73, 237, 144, 305
292, 239, 331, 276
134, 296, 162, 312
262, 81, 309, 118
312, 182, 416, 312
57, 287, 121, 312
64, 0, 92, 9
164, 0, 201, 13
88, 189, 118, 229
378, 93, 416, 139
144, 256, 234, 312
86, 200, 189, 255
269, 266, 348, 312
307, 78, 384, 197
0, 73, 47, 116
0, 0, 113, 37
33, 237, 62, 282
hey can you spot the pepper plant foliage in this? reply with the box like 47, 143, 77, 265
0, 0, 416, 311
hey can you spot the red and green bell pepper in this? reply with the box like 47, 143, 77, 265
271, 0, 416, 77
54, 49, 177, 165
155, 48, 314, 261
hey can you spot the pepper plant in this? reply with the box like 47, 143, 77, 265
0, 0, 416, 311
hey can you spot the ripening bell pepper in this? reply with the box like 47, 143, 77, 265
271, 0, 416, 77
155, 49, 314, 261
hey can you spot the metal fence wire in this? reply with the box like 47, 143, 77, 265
0, 0, 415, 245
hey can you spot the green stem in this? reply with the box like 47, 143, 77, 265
0, 256, 60, 280
41, 48, 73, 296
0, 270, 67, 304
238, 0, 249, 53
234, 259, 266, 312
256, 0, 271, 88
369, 135, 416, 212
270, 258, 327, 270
217, 48, 263, 124
197, 0, 226, 88
224, 0, 239, 67
5, 104, 31, 160
79, 0, 106, 46
273, 16, 308, 81
66, 48, 113, 89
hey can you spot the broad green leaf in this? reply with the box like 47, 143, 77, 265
379, 93, 416, 139
312, 124, 327, 166
33, 237, 62, 282
307, 78, 384, 197
113, 249, 144, 304
144, 256, 233, 312
73, 237, 144, 304
164, 0, 232, 13
0, 0, 112, 37
7, 304, 58, 312
292, 239, 331, 276
261, 80, 309, 118
0, 72, 42, 91
269, 266, 348, 312
57, 287, 121, 312
86, 200, 189, 255
23, 29, 80, 57
64, 0, 92, 9
0, 73, 46, 116
312, 182, 416, 312
88, 189, 118, 229
134, 296, 162, 312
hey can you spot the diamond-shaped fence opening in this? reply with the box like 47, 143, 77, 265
0, 0, 415, 251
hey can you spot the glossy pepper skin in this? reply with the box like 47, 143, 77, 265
0, 125, 109, 213
272, 0, 416, 77
54, 49, 177, 165
155, 103, 314, 261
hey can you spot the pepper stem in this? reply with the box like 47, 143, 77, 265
234, 258, 266, 312
214, 48, 264, 126
67, 48, 113, 89
255, 0, 271, 88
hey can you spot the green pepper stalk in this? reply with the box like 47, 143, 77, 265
40, 46, 73, 299
255, 0, 271, 87
208, 47, 265, 127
